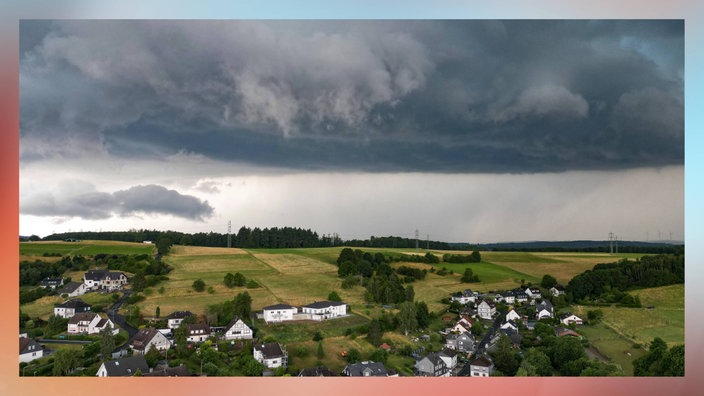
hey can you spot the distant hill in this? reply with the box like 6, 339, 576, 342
474, 240, 683, 254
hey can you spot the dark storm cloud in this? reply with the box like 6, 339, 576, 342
19, 20, 683, 173
22, 183, 214, 221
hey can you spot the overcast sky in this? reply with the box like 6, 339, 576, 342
19, 20, 684, 243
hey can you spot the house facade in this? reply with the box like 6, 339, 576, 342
19, 337, 43, 363
525, 287, 542, 299
166, 311, 193, 329
477, 300, 496, 320
262, 303, 297, 323
253, 342, 288, 369
67, 312, 116, 335
41, 277, 64, 289
54, 299, 92, 319
58, 281, 88, 297
445, 331, 476, 353
83, 269, 128, 291
550, 285, 566, 297
469, 355, 494, 377
185, 323, 212, 343
451, 289, 476, 304
223, 317, 253, 340
415, 352, 450, 377
560, 313, 583, 326
300, 300, 347, 320
130, 328, 171, 354
536, 300, 555, 320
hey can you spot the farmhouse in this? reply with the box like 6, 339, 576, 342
19, 336, 43, 363
253, 342, 288, 369
96, 355, 149, 377
300, 300, 347, 320
223, 317, 253, 340
67, 312, 116, 335
130, 328, 171, 354
83, 269, 128, 291
54, 299, 92, 319
262, 303, 297, 323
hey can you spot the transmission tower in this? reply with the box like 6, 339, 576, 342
608, 232, 614, 254
227, 220, 232, 248
415, 229, 419, 252
427, 234, 430, 250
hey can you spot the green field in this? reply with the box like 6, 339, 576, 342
20, 240, 155, 258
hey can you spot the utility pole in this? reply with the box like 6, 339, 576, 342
415, 229, 419, 252
227, 221, 232, 248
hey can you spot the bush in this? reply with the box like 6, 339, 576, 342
246, 280, 260, 289
192, 279, 206, 292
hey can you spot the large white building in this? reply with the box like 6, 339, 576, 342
300, 300, 347, 320
262, 303, 297, 323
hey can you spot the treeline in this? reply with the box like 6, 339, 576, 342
342, 236, 455, 250
443, 252, 481, 263
43, 227, 339, 249
566, 254, 684, 302
479, 242, 684, 255
20, 255, 88, 286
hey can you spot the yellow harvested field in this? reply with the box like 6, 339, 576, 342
252, 253, 338, 275
170, 245, 248, 255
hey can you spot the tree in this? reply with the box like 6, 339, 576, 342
131, 272, 147, 292
461, 268, 480, 283
224, 273, 236, 288
328, 291, 342, 302
52, 349, 82, 376
174, 324, 189, 354
156, 306, 161, 318
550, 336, 586, 374
100, 324, 115, 361
516, 348, 553, 376
316, 341, 325, 359
404, 285, 415, 302
491, 334, 521, 376
397, 301, 418, 336
470, 250, 481, 262
415, 301, 431, 329
192, 279, 206, 292
145, 344, 161, 367
366, 319, 383, 346
345, 348, 361, 363
233, 291, 252, 319
156, 237, 172, 256
541, 274, 558, 289
633, 337, 669, 376
662, 344, 684, 376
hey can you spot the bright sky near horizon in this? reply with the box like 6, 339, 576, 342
19, 20, 684, 243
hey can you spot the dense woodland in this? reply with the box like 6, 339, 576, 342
566, 254, 684, 302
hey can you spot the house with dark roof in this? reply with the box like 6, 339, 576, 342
166, 311, 193, 329
536, 300, 555, 320
445, 331, 476, 353
19, 337, 43, 363
96, 355, 149, 377
41, 277, 64, 289
83, 269, 128, 291
525, 287, 542, 299
469, 355, 494, 377
560, 313, 584, 326
67, 312, 116, 335
298, 366, 336, 377
415, 352, 450, 377
550, 285, 566, 297
300, 300, 347, 320
451, 289, 476, 304
130, 328, 171, 354
54, 299, 92, 319
477, 300, 496, 320
185, 323, 212, 343
253, 342, 288, 369
262, 303, 297, 323
58, 281, 88, 297
223, 317, 253, 340
343, 361, 389, 377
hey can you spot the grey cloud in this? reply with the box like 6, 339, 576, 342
20, 20, 683, 173
22, 183, 214, 221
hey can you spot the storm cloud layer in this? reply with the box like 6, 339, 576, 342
22, 183, 214, 221
20, 20, 683, 173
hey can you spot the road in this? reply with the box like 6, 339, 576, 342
107, 290, 139, 338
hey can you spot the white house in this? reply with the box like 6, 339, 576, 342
130, 328, 171, 354
438, 349, 458, 371
253, 342, 288, 369
223, 317, 253, 340
67, 312, 116, 335
96, 355, 149, 377
300, 300, 347, 320
450, 289, 476, 304
54, 299, 92, 319
536, 300, 555, 320
525, 287, 542, 299
83, 269, 128, 291
560, 313, 584, 326
500, 320, 519, 332
550, 285, 566, 297
262, 303, 297, 323
40, 277, 64, 289
506, 309, 521, 322
185, 323, 211, 343
501, 291, 516, 304
469, 355, 494, 377
450, 317, 473, 334
19, 337, 43, 363
58, 281, 88, 297
477, 300, 496, 320
166, 311, 193, 329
